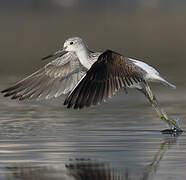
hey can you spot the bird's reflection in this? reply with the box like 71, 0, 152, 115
142, 136, 177, 180
5, 136, 180, 180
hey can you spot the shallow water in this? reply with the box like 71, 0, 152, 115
1, 1, 186, 179
0, 79, 186, 180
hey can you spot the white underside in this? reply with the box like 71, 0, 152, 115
129, 58, 176, 89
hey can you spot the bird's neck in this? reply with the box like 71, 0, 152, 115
76, 48, 91, 69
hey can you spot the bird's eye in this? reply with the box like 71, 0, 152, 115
70, 42, 73, 45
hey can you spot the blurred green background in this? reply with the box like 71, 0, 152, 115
0, 0, 186, 88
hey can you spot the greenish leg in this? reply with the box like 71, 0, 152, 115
139, 83, 182, 131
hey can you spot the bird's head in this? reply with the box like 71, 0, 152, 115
41, 37, 87, 61
63, 37, 88, 52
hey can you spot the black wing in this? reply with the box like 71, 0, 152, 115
64, 50, 144, 109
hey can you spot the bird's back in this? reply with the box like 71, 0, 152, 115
87, 52, 102, 68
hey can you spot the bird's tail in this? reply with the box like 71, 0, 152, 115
161, 79, 176, 89
158, 76, 176, 89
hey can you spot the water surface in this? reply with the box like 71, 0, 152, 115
1, 1, 186, 179
0, 79, 186, 180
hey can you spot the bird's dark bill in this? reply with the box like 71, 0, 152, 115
41, 50, 68, 61
41, 54, 54, 61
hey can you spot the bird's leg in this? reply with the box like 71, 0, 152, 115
138, 83, 182, 132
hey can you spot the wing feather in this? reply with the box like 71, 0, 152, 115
2, 52, 87, 100
64, 50, 144, 109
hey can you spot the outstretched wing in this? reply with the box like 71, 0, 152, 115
1, 52, 87, 100
64, 50, 144, 109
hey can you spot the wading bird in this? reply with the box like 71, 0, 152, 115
1, 37, 181, 131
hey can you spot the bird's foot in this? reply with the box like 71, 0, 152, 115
161, 127, 184, 135
160, 114, 184, 134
